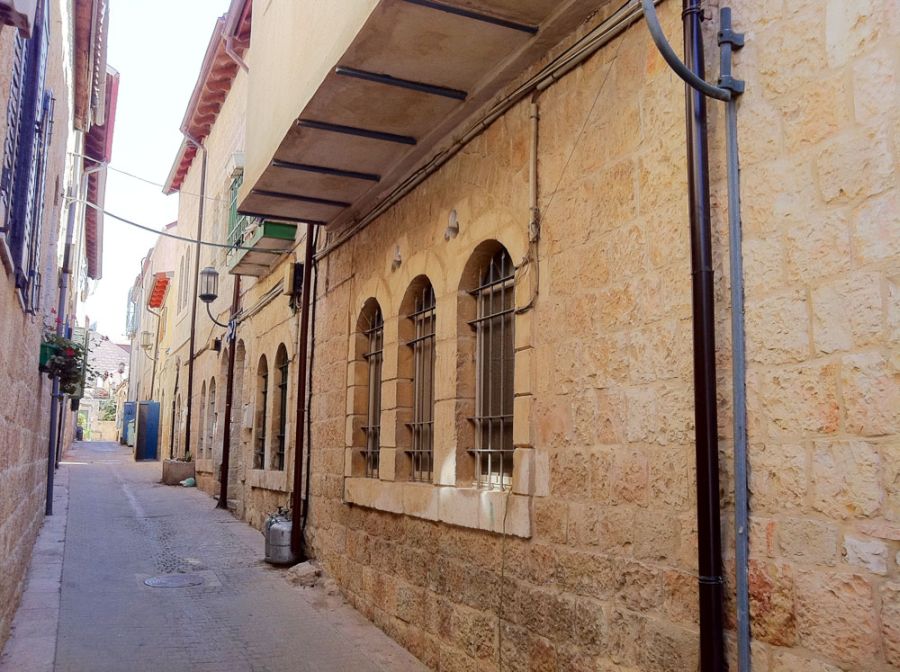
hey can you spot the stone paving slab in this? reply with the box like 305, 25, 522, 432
1, 441, 427, 672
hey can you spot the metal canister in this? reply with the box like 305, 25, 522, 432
264, 509, 295, 565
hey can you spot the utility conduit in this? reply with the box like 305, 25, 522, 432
640, 1, 749, 670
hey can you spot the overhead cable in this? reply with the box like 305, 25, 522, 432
75, 199, 285, 254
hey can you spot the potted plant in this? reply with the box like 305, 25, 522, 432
40, 332, 93, 395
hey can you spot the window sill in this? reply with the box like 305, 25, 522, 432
343, 477, 531, 538
248, 468, 290, 492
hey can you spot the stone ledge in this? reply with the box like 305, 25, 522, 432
247, 469, 290, 492
343, 477, 531, 538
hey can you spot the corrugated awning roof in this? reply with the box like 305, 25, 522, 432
147, 272, 172, 309
239, 0, 603, 228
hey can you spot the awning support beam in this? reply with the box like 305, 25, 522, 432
271, 159, 381, 182
402, 0, 537, 35
250, 189, 351, 208
297, 119, 416, 145
335, 65, 467, 100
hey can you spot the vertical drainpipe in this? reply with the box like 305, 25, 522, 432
183, 135, 207, 459
217, 275, 241, 509
682, 0, 726, 669
290, 228, 316, 559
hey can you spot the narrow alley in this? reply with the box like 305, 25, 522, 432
0, 441, 425, 672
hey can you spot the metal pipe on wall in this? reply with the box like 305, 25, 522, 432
290, 228, 316, 559
681, 1, 726, 666
642, 1, 750, 668
218, 275, 241, 509
183, 134, 207, 459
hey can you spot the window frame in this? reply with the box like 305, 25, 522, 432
273, 346, 289, 471
404, 282, 436, 483
470, 248, 516, 490
361, 303, 383, 479
254, 355, 268, 470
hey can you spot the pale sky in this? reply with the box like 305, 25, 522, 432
79, 0, 230, 343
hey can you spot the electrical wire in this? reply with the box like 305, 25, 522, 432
538, 25, 625, 227
68, 152, 227, 203
75, 198, 286, 254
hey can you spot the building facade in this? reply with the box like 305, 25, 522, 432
132, 0, 898, 670
0, 0, 114, 650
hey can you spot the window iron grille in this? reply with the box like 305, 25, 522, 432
274, 354, 289, 471
470, 250, 515, 490
405, 284, 435, 482
254, 364, 268, 469
361, 306, 383, 479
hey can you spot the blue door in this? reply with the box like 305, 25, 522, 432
135, 401, 160, 461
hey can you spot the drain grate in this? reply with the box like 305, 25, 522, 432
144, 574, 205, 588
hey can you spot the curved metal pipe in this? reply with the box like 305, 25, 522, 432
640, 0, 731, 101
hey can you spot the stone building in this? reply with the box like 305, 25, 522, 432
0, 0, 115, 650
135, 0, 898, 670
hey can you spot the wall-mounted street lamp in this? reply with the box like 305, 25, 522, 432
140, 330, 154, 351
199, 266, 229, 328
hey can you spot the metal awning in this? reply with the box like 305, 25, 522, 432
239, 0, 603, 228
147, 272, 172, 309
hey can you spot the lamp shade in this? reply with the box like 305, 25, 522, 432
140, 330, 154, 350
199, 266, 219, 304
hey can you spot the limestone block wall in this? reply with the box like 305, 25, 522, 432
164, 64, 308, 527
302, 0, 899, 670
0, 7, 73, 650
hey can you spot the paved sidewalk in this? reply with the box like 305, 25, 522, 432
1, 441, 426, 672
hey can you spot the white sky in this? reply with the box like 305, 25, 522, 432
78, 0, 230, 344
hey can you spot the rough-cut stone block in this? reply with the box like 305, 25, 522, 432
811, 440, 883, 519
749, 559, 796, 646
852, 190, 899, 264
883, 582, 900, 666
749, 443, 807, 512
816, 128, 895, 204
843, 534, 888, 575
764, 363, 840, 436
812, 273, 883, 354
796, 570, 878, 665
841, 352, 900, 437
778, 517, 839, 565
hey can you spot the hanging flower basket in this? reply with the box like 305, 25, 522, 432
40, 333, 90, 395
39, 341, 60, 372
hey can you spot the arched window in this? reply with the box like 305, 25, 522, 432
254, 355, 268, 470
355, 300, 383, 479
199, 381, 207, 457
400, 278, 435, 482
471, 246, 515, 489
207, 377, 217, 459
272, 345, 289, 471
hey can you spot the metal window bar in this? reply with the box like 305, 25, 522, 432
361, 308, 384, 478
405, 285, 435, 482
274, 358, 289, 471
254, 368, 268, 469
472, 251, 515, 490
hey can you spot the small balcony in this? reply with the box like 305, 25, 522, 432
226, 215, 297, 277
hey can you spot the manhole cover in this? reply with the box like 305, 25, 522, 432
144, 574, 205, 588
